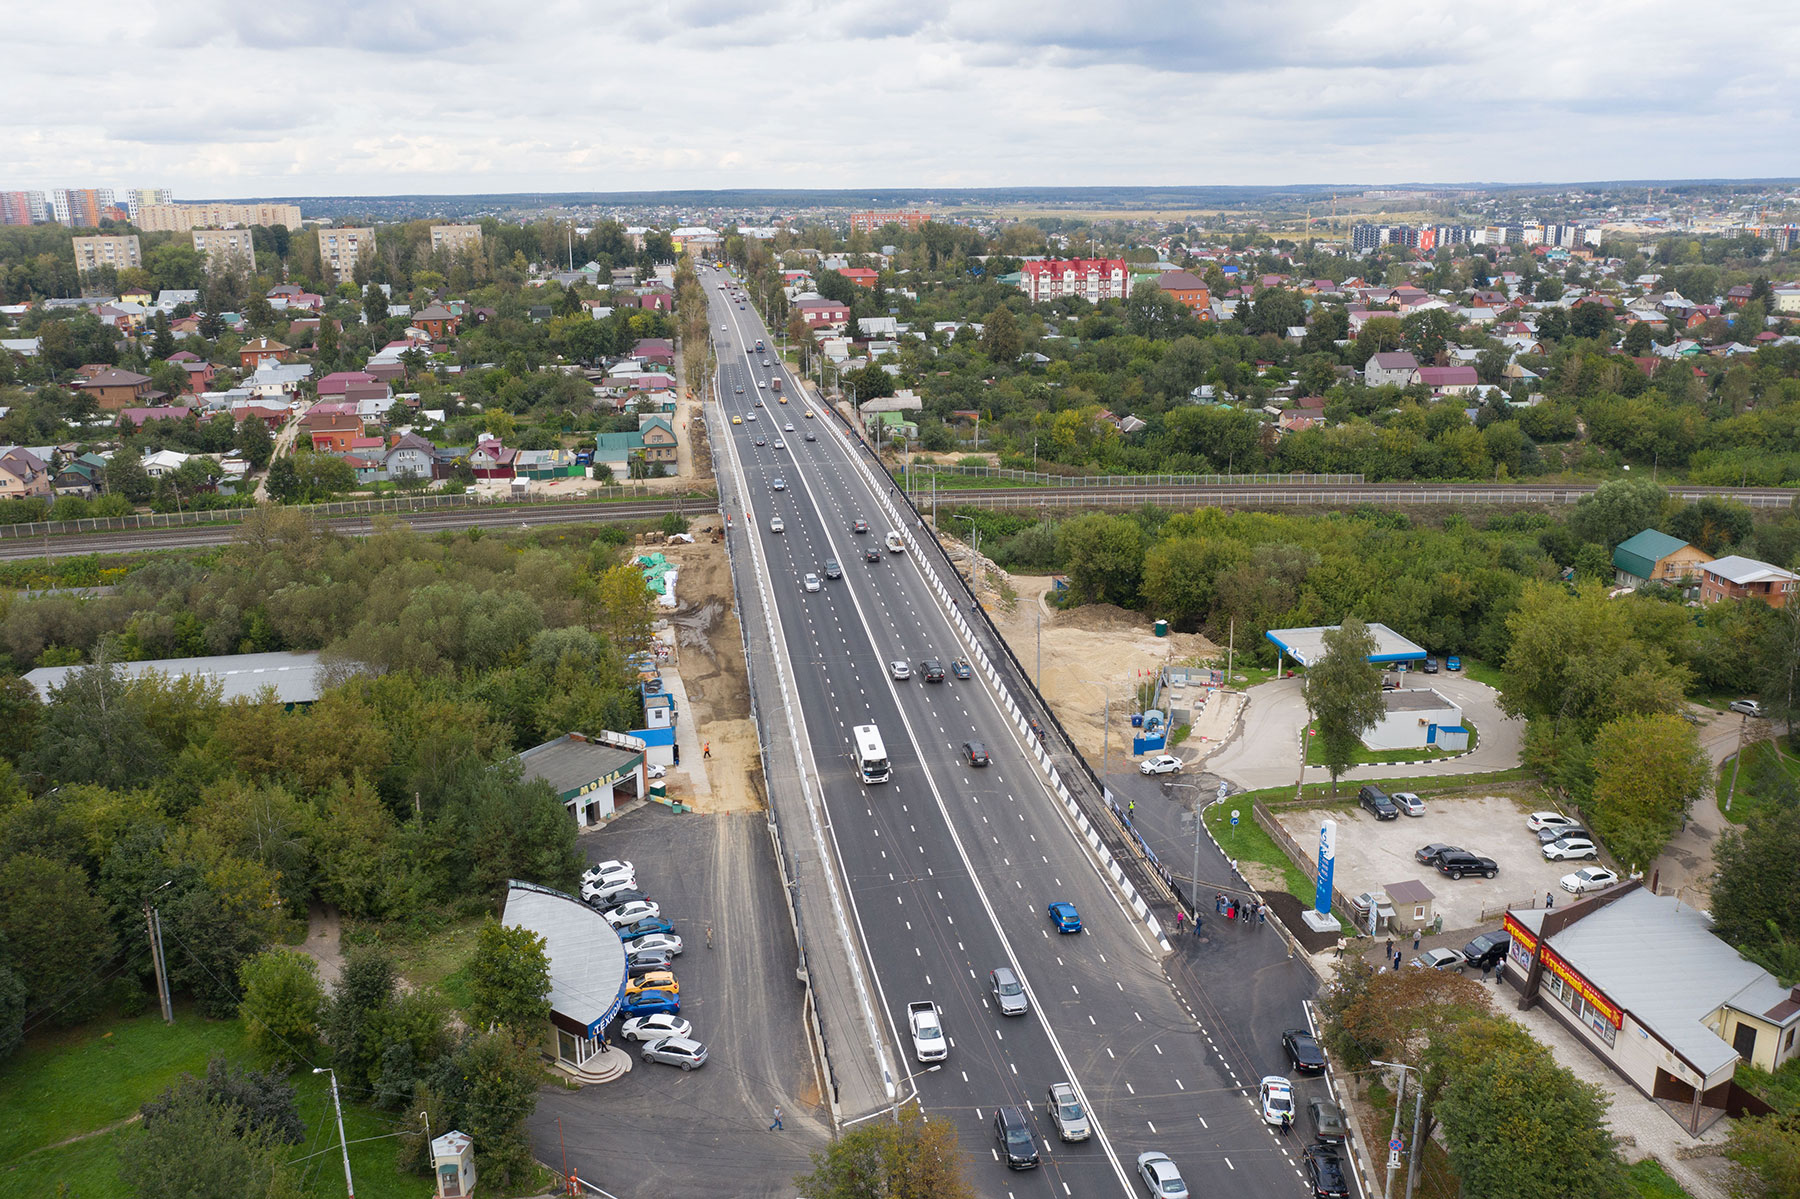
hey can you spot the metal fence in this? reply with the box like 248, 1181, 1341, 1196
935, 486, 1798, 510
907, 463, 1365, 487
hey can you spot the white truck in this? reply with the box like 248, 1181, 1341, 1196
885, 531, 906, 553
907, 1001, 947, 1062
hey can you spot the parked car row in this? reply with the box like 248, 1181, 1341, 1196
1358, 784, 1425, 819
1527, 810, 1623, 891
583, 858, 708, 1072
1412, 841, 1499, 880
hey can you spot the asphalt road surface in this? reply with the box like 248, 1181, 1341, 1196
693, 269, 1318, 1199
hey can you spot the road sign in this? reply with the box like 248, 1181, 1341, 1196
1230, 809, 1240, 827
1390, 1137, 1404, 1153
1217, 781, 1228, 800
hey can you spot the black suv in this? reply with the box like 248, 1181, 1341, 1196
823, 558, 842, 579
993, 1106, 1038, 1169
964, 740, 990, 767
1304, 1145, 1350, 1198
1436, 851, 1498, 880
919, 659, 946, 682
1358, 786, 1399, 820
1461, 930, 1511, 970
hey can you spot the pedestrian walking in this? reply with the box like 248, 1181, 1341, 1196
1174, 910, 1184, 933
1194, 914, 1203, 937
1385, 937, 1393, 960
1546, 892, 1555, 910
703, 742, 711, 759
1281, 1112, 1292, 1137
1128, 800, 1136, 821
770, 1106, 783, 1132
1413, 930, 1422, 951
1334, 939, 1346, 959
706, 922, 714, 949
1257, 904, 1267, 927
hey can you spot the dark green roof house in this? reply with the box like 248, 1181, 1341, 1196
1612, 529, 1713, 590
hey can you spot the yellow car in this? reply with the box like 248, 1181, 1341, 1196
731, 415, 742, 425
778, 395, 788, 404
625, 970, 679, 998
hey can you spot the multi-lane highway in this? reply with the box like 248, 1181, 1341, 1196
703, 268, 1323, 1198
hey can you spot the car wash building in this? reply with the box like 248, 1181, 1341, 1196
1264, 623, 1427, 672
502, 880, 629, 1082
516, 731, 646, 827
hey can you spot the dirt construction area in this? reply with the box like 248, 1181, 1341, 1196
1274, 794, 1592, 932
939, 540, 1224, 772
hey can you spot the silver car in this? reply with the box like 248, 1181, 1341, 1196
991, 966, 1028, 1016
641, 1035, 708, 1070
1391, 791, 1425, 816
1047, 1082, 1090, 1141
1136, 1151, 1188, 1199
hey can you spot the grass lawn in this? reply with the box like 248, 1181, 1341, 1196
1236, 767, 1541, 809
1457, 658, 1507, 691
1624, 1158, 1696, 1199
1717, 734, 1800, 824
1203, 800, 1313, 899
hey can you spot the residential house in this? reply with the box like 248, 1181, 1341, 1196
468, 439, 516, 478
301, 406, 363, 453
239, 338, 290, 371
1017, 258, 1130, 304
838, 267, 878, 289
591, 430, 645, 476
633, 289, 675, 312
231, 404, 290, 432
316, 371, 378, 399
52, 452, 107, 497
75, 368, 159, 411
385, 432, 435, 480
244, 362, 313, 398
1413, 366, 1480, 395
155, 289, 200, 313
1156, 270, 1212, 314
638, 416, 678, 464
116, 406, 194, 432
0, 446, 52, 498
795, 299, 850, 329
1363, 351, 1420, 387
1698, 555, 1799, 609
141, 449, 191, 479
1612, 530, 1714, 591
167, 356, 216, 394
412, 304, 459, 340
632, 338, 675, 367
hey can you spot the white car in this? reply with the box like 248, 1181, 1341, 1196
1413, 947, 1465, 971
1258, 1075, 1294, 1126
603, 900, 662, 927
580, 859, 633, 888
771, 477, 785, 491
802, 573, 821, 592
769, 516, 784, 533
784, 422, 795, 431
645, 763, 666, 780
627, 933, 683, 957
773, 438, 785, 449
1542, 837, 1599, 861
907, 1001, 947, 1063
1729, 699, 1764, 717
1527, 811, 1577, 833
1139, 754, 1182, 776
582, 878, 643, 905
619, 1013, 692, 1042
889, 660, 911, 680
1136, 1151, 1188, 1199
1561, 866, 1619, 894
746, 411, 757, 420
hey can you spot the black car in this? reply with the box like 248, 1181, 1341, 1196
626, 950, 673, 978
1359, 785, 1399, 820
993, 1105, 1038, 1169
964, 740, 990, 767
1460, 930, 1511, 971
1414, 842, 1464, 866
1308, 1097, 1346, 1144
1423, 656, 1440, 674
1282, 1028, 1326, 1073
823, 558, 842, 579
864, 546, 882, 562
1536, 824, 1590, 845
592, 888, 649, 912
1304, 1146, 1350, 1198
1436, 851, 1499, 880
920, 659, 946, 682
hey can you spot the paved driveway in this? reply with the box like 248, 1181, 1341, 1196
1206, 674, 1524, 791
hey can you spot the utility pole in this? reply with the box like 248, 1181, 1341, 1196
145, 879, 173, 1024
1725, 713, 1747, 812
1372, 1060, 1418, 1199
314, 1068, 355, 1199
1405, 1073, 1426, 1199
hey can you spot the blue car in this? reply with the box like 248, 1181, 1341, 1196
1446, 656, 1462, 671
618, 917, 675, 942
618, 989, 679, 1017
951, 659, 972, 679
1048, 901, 1082, 933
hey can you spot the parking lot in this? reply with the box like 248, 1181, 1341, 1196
527, 805, 825, 1197
1276, 794, 1593, 931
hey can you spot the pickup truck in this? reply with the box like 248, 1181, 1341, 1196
907, 1001, 947, 1062
885, 531, 906, 553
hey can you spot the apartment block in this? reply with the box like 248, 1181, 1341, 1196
192, 228, 257, 273
0, 191, 45, 225
125, 188, 173, 220
850, 210, 928, 233
138, 202, 302, 232
429, 224, 483, 256
318, 226, 375, 284
53, 188, 115, 227
1017, 257, 1130, 304
72, 234, 143, 275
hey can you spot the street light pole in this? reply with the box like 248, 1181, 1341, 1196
314, 1067, 355, 1199
1371, 1060, 1420, 1199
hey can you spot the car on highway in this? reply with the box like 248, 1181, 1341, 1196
802, 573, 820, 593
919, 659, 946, 682
731, 414, 741, 424
746, 411, 757, 420
754, 435, 766, 446
618, 989, 679, 1017
993, 1105, 1038, 1169
1562, 866, 1620, 894
907, 1001, 946, 1062
1139, 753, 1182, 775
1392, 791, 1425, 816
624, 970, 679, 998
784, 422, 794, 431
754, 397, 763, 407
1304, 1145, 1350, 1198
1415, 843, 1463, 866
804, 430, 816, 441
619, 1012, 691, 1042
627, 933, 683, 957
773, 438, 784, 449
1308, 1097, 1346, 1143
1543, 836, 1599, 861
805, 408, 814, 418
823, 558, 841, 579
733, 384, 743, 394
779, 394, 788, 403
1528, 811, 1578, 833
761, 359, 770, 367
1359, 785, 1399, 820
641, 1035, 708, 1071
1047, 1082, 1090, 1141
1435, 851, 1499, 880
964, 740, 990, 766
1047, 901, 1082, 933
864, 546, 882, 562
617, 916, 675, 941
1730, 698, 1764, 717
951, 659, 971, 679
625, 949, 673, 978
771, 477, 785, 491
853, 519, 869, 534
991, 966, 1028, 1016
769, 516, 784, 533
1536, 824, 1590, 845
1447, 656, 1461, 670
1282, 1028, 1325, 1073
580, 860, 634, 888
1413, 947, 1466, 970
889, 660, 910, 680
1135, 1150, 1188, 1198
1259, 1076, 1295, 1126
604, 900, 662, 927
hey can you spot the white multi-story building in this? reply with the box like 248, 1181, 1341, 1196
1017, 258, 1130, 304
125, 188, 173, 221
72, 234, 143, 275
318, 226, 375, 284
192, 228, 256, 273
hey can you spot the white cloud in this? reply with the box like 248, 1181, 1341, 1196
1, 0, 1794, 197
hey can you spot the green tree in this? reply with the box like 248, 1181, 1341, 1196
0, 853, 117, 1024
1055, 513, 1143, 607
1586, 713, 1708, 871
1570, 301, 1615, 342
106, 443, 154, 503
794, 1106, 975, 1199
0, 962, 26, 1060
361, 284, 388, 327
1244, 287, 1305, 337
1303, 617, 1386, 792
1667, 496, 1753, 557
327, 949, 398, 1087
1711, 778, 1800, 982
26, 658, 164, 791
238, 949, 326, 1064
1569, 477, 1668, 551
1401, 309, 1460, 363
465, 919, 550, 1038
1500, 583, 1692, 737
981, 305, 1023, 363
118, 1092, 299, 1199
1140, 536, 1239, 628
1621, 320, 1653, 356
1724, 1113, 1800, 1199
235, 412, 274, 470
427, 1032, 544, 1188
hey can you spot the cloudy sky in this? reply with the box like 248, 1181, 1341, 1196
6, 0, 1796, 198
